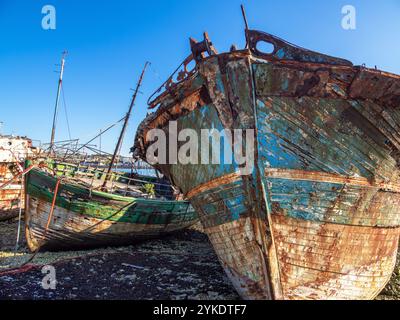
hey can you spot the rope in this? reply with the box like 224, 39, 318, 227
0, 264, 36, 276
149, 63, 163, 82
61, 84, 72, 141
68, 116, 126, 158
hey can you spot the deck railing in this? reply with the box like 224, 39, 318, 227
50, 161, 176, 200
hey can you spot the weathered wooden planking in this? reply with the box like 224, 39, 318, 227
272, 215, 399, 300
25, 195, 196, 251
189, 175, 400, 300
266, 172, 400, 227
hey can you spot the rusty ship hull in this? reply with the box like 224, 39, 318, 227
134, 30, 400, 299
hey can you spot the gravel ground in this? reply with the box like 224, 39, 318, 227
0, 219, 239, 300
1, 218, 399, 300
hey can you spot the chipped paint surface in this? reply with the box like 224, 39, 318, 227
133, 30, 400, 299
271, 215, 398, 300
25, 168, 198, 251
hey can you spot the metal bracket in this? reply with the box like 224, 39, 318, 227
247, 29, 353, 66
190, 32, 218, 63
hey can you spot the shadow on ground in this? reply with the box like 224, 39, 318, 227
1, 219, 399, 300
0, 220, 239, 300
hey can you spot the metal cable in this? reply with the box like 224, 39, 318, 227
61, 84, 72, 141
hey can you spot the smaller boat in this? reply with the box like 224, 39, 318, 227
24, 160, 198, 251
0, 135, 37, 221
24, 61, 198, 252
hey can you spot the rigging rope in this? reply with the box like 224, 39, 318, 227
149, 62, 163, 82
61, 84, 72, 141
68, 116, 126, 158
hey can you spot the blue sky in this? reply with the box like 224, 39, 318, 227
0, 0, 399, 156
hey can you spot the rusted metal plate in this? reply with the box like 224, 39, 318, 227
133, 29, 400, 300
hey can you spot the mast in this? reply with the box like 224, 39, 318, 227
99, 129, 102, 154
101, 61, 149, 190
241, 4, 250, 48
49, 51, 68, 154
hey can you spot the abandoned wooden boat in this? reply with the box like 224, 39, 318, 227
0, 136, 37, 221
133, 21, 400, 299
24, 161, 198, 251
25, 62, 198, 252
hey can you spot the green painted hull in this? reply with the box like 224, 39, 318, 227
25, 167, 198, 251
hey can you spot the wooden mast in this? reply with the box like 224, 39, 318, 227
49, 51, 67, 154
101, 62, 149, 190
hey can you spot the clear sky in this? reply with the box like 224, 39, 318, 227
0, 0, 399, 156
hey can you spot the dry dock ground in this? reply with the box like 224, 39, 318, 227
0, 219, 238, 300
0, 218, 399, 300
